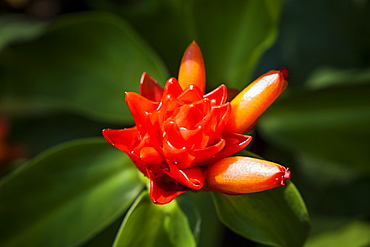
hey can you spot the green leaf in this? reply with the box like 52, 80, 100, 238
258, 83, 370, 175
82, 215, 124, 247
0, 138, 144, 247
0, 14, 47, 52
306, 68, 370, 89
88, 0, 283, 89
188, 192, 224, 247
212, 181, 310, 247
305, 220, 370, 247
0, 12, 168, 124
114, 191, 197, 247
190, 0, 283, 89
88, 0, 190, 76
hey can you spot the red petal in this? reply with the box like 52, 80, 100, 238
195, 111, 218, 138
177, 85, 203, 104
179, 127, 209, 150
208, 132, 252, 164
166, 165, 204, 190
189, 138, 225, 166
174, 104, 204, 130
163, 139, 195, 170
163, 120, 186, 149
203, 84, 227, 105
207, 103, 231, 144
125, 92, 158, 134
140, 72, 163, 102
145, 113, 163, 149
102, 128, 148, 176
140, 146, 163, 164
162, 77, 183, 99
102, 128, 139, 154
148, 172, 188, 205
192, 98, 211, 115
157, 95, 183, 124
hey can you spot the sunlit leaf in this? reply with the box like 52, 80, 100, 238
114, 191, 197, 247
0, 12, 168, 124
0, 138, 144, 247
305, 220, 370, 247
213, 181, 310, 247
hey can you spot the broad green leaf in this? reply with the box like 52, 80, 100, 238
88, 0, 283, 89
258, 83, 370, 174
188, 192, 224, 247
114, 191, 197, 247
0, 138, 144, 247
10, 113, 113, 158
0, 14, 46, 52
176, 195, 202, 244
190, 0, 283, 89
0, 12, 168, 124
213, 181, 310, 247
82, 215, 124, 247
88, 0, 189, 76
305, 220, 370, 247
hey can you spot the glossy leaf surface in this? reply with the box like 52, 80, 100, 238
0, 138, 144, 247
113, 191, 197, 247
0, 12, 168, 123
212, 181, 310, 247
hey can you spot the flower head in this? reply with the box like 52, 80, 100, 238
103, 41, 290, 204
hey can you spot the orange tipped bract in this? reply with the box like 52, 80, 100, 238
178, 41, 206, 93
226, 69, 288, 133
204, 156, 291, 194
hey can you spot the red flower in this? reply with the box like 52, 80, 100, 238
103, 42, 290, 204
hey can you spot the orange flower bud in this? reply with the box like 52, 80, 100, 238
204, 156, 291, 194
226, 69, 288, 133
178, 41, 206, 93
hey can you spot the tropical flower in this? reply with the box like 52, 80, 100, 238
103, 41, 290, 205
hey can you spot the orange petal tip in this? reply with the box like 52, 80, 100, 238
178, 41, 206, 93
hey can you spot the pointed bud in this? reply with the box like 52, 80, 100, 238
178, 41, 206, 93
140, 72, 164, 102
226, 69, 288, 133
204, 156, 291, 194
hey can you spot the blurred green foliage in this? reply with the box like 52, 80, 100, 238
0, 0, 369, 246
